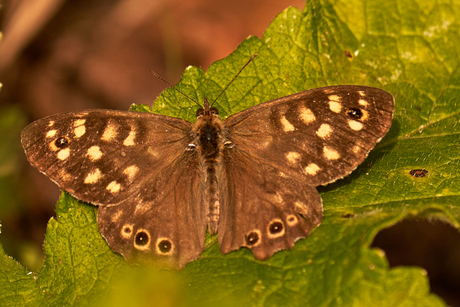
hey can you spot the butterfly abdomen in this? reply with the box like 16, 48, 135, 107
193, 112, 226, 234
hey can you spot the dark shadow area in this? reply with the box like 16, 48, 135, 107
372, 219, 460, 306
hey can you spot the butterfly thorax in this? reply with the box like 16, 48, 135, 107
192, 99, 227, 234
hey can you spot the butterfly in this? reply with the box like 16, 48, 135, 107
21, 85, 394, 268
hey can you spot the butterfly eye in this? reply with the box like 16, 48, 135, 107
55, 137, 70, 148
346, 108, 363, 120
196, 109, 204, 117
209, 107, 219, 115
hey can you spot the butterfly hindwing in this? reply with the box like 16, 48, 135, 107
218, 149, 322, 259
97, 149, 207, 268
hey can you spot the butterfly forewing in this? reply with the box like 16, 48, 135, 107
225, 85, 394, 186
21, 110, 194, 205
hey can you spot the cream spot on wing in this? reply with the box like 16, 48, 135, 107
74, 125, 86, 138
280, 115, 295, 132
285, 151, 301, 164
124, 129, 136, 146
352, 145, 361, 154
74, 119, 86, 127
299, 106, 315, 124
294, 201, 309, 214
360, 109, 369, 121
358, 91, 366, 97
134, 201, 149, 215
349, 120, 363, 131
316, 123, 333, 138
305, 163, 321, 175
57, 148, 70, 160
59, 169, 72, 181
329, 100, 342, 113
111, 210, 123, 223
124, 165, 139, 181
121, 224, 133, 239
87, 146, 103, 161
48, 121, 55, 127
46, 130, 57, 138
253, 136, 273, 150
358, 99, 368, 106
286, 214, 298, 226
49, 141, 59, 151
328, 94, 341, 102
107, 181, 121, 193
102, 122, 118, 141
323, 146, 340, 160
84, 168, 102, 184
270, 192, 283, 204
147, 147, 158, 157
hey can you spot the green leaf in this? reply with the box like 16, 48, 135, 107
1, 0, 458, 305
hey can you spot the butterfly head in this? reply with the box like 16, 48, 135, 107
196, 98, 219, 119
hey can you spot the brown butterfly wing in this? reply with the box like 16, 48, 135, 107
217, 85, 393, 258
218, 149, 322, 259
97, 151, 206, 268
21, 109, 207, 268
224, 85, 394, 186
21, 110, 194, 205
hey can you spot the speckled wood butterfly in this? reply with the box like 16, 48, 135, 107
21, 85, 394, 268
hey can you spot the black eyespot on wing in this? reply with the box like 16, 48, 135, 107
245, 232, 260, 246
346, 108, 363, 120
269, 221, 284, 234
135, 231, 149, 246
55, 137, 69, 148
158, 240, 172, 253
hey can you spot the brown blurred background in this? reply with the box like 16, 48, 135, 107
0, 0, 458, 304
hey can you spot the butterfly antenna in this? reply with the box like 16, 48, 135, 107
210, 53, 258, 106
150, 70, 202, 108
